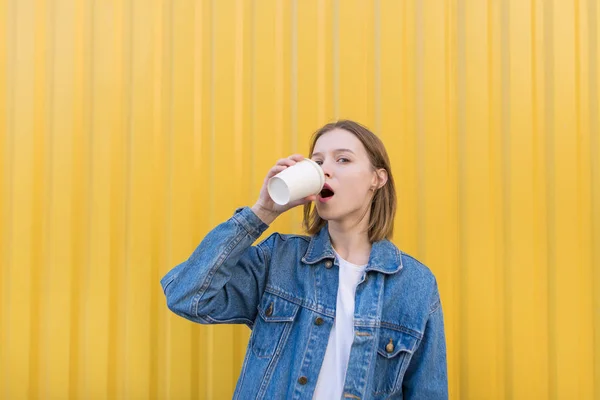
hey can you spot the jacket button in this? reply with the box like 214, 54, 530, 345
314, 317, 324, 326
298, 376, 308, 385
265, 303, 273, 317
324, 260, 333, 268
386, 339, 395, 353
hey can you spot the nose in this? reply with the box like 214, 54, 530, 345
320, 159, 333, 178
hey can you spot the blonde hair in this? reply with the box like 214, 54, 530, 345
302, 120, 397, 242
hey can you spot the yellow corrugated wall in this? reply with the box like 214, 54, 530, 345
1, 0, 598, 399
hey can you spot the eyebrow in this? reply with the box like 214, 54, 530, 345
312, 148, 356, 157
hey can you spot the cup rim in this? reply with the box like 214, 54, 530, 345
302, 158, 325, 188
267, 176, 290, 205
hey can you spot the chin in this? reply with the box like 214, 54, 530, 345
315, 208, 343, 222
314, 207, 333, 221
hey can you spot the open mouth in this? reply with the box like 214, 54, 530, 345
319, 184, 335, 200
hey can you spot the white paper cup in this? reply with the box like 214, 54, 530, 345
267, 159, 325, 206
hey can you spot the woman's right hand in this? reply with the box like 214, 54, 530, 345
251, 154, 317, 225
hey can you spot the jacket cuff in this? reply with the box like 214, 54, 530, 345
232, 206, 270, 238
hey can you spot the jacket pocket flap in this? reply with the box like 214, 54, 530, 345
377, 327, 419, 359
257, 292, 299, 322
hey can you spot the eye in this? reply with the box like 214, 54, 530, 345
337, 157, 350, 163
313, 159, 323, 165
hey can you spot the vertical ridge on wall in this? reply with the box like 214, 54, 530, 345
231, 0, 253, 382
316, 0, 332, 125
204, 0, 215, 392
175, 0, 198, 394
553, 0, 593, 397
455, 0, 468, 396
70, 0, 92, 398
272, 0, 292, 233
29, 0, 48, 397
290, 0, 298, 155
0, 0, 11, 390
122, 0, 135, 397
191, 0, 204, 396
443, 0, 460, 397
108, 0, 128, 397
9, 2, 36, 400
151, 0, 168, 398
332, 0, 339, 119
543, 0, 558, 397
495, 0, 508, 396
252, 0, 275, 231
393, 0, 418, 257
489, 0, 507, 396
0, 0, 7, 388
464, 1, 498, 397
373, 0, 381, 135
160, 0, 175, 397
232, 0, 245, 382
289, 0, 301, 231
126, 0, 156, 398
414, 0, 425, 261
249, 0, 257, 206
82, 0, 95, 395
210, 0, 236, 396
192, 1, 216, 398
168, 0, 195, 396
590, 1, 600, 397
86, 0, 108, 395
338, 0, 375, 127
575, 1, 596, 398
534, 0, 552, 397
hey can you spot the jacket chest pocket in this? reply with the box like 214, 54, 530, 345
372, 327, 420, 396
251, 292, 300, 359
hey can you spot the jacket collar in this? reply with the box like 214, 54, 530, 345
301, 225, 403, 274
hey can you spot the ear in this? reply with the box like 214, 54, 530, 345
371, 168, 388, 190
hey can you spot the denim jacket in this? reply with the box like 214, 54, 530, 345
161, 207, 448, 400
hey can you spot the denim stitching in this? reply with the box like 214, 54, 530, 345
264, 286, 336, 319
204, 314, 254, 327
379, 321, 423, 339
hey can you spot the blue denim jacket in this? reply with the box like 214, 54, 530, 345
161, 207, 448, 400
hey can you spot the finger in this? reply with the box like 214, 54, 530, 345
266, 164, 287, 179
276, 158, 297, 167
289, 154, 305, 162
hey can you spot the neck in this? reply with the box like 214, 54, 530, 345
327, 215, 372, 266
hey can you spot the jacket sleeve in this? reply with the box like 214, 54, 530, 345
402, 282, 449, 399
160, 206, 274, 327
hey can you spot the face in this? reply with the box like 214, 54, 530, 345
311, 128, 382, 224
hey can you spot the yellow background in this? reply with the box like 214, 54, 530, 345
1, 0, 599, 399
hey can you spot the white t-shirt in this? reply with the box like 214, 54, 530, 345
313, 250, 367, 400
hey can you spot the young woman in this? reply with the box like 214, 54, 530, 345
161, 120, 448, 399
